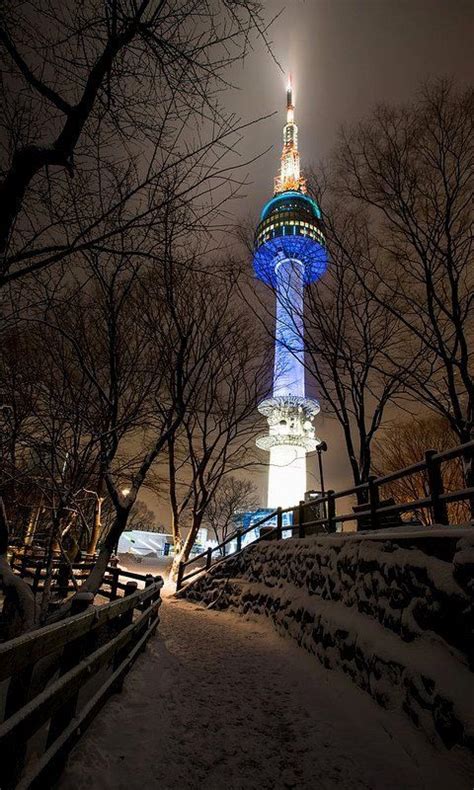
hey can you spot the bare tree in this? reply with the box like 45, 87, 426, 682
0, 0, 272, 286
334, 80, 474, 485
373, 415, 470, 525
43, 255, 189, 596
163, 274, 269, 577
0, 1, 279, 634
0, 326, 43, 536
0, 313, 111, 620
204, 476, 258, 547
123, 499, 161, 533
1, 233, 186, 625
304, 201, 405, 498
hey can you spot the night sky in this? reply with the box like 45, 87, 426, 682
228, 0, 473, 220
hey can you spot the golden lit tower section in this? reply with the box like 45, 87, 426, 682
253, 78, 327, 509
274, 76, 307, 194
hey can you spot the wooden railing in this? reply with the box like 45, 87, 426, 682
0, 575, 163, 789
9, 553, 152, 601
176, 439, 474, 590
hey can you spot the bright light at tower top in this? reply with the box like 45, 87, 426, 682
286, 74, 294, 123
275, 74, 306, 195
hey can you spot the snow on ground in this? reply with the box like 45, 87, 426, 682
116, 554, 174, 591
59, 593, 474, 790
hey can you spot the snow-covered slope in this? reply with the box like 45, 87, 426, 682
180, 529, 474, 753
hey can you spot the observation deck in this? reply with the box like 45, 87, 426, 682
253, 191, 327, 287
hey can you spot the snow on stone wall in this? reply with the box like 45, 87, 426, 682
180, 528, 474, 753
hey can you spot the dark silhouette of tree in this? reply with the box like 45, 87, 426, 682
333, 80, 473, 487
204, 476, 259, 547
304, 200, 405, 499
373, 416, 470, 525
0, 0, 272, 285
163, 268, 269, 578
99, 498, 161, 536
0, 0, 276, 630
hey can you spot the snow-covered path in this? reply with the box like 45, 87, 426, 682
60, 595, 473, 790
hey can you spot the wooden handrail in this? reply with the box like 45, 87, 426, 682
433, 439, 474, 464
9, 557, 156, 601
0, 582, 162, 681
176, 438, 474, 590
331, 482, 369, 500
0, 578, 163, 789
375, 460, 426, 487
180, 509, 278, 573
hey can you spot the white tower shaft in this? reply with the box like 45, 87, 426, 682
266, 260, 311, 509
273, 260, 305, 397
256, 259, 319, 508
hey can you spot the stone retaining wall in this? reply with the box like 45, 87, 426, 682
180, 527, 474, 753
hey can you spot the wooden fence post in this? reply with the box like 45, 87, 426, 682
32, 562, 43, 593
142, 574, 154, 613
20, 553, 28, 578
138, 574, 155, 637
46, 592, 94, 753
123, 580, 138, 612
276, 507, 282, 540
71, 591, 95, 615
110, 566, 119, 600
112, 581, 138, 692
56, 559, 70, 599
298, 500, 305, 538
206, 547, 213, 569
425, 449, 449, 524
368, 476, 380, 531
327, 490, 336, 533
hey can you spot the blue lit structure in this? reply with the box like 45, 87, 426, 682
254, 78, 327, 509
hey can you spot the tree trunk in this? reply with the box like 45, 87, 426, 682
87, 478, 105, 555
169, 535, 185, 582
460, 433, 474, 520
169, 517, 202, 582
24, 498, 42, 546
0, 497, 36, 638
79, 504, 130, 594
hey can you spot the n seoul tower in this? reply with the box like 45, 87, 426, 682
254, 77, 327, 509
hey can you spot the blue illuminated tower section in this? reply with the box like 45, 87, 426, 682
254, 78, 327, 509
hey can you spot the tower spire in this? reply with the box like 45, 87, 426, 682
274, 75, 306, 194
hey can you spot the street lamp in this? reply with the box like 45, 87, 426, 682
316, 442, 328, 525
316, 441, 328, 497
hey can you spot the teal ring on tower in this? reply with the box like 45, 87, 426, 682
253, 191, 327, 287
